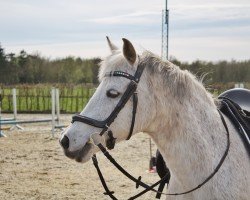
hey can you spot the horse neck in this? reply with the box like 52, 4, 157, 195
146, 68, 228, 190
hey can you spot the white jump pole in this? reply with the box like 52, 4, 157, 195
12, 88, 17, 120
2, 88, 62, 136
10, 88, 23, 130
54, 88, 67, 130
56, 88, 60, 125
51, 88, 56, 137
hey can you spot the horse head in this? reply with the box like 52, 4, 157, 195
60, 38, 156, 163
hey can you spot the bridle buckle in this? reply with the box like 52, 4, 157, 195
105, 124, 110, 130
132, 79, 138, 85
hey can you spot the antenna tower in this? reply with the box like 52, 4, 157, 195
161, 0, 169, 61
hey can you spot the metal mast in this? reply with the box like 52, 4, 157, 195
161, 0, 169, 61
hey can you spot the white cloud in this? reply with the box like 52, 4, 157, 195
170, 36, 250, 61
0, 0, 249, 61
85, 11, 160, 24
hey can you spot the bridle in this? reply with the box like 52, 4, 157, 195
72, 58, 145, 150
71, 59, 230, 199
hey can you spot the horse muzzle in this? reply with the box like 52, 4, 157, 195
60, 136, 92, 162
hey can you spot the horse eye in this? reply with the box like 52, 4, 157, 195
106, 89, 120, 98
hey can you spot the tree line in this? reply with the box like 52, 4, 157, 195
0, 44, 100, 85
170, 57, 250, 84
0, 44, 249, 85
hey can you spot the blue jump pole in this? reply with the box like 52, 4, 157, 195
0, 118, 57, 125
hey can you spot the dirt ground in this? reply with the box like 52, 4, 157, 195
0, 114, 159, 200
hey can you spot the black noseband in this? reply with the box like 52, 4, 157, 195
72, 60, 145, 149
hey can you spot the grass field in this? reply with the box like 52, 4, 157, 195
0, 84, 96, 113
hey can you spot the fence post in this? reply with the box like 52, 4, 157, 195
51, 88, 56, 137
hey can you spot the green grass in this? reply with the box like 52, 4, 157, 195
0, 84, 96, 113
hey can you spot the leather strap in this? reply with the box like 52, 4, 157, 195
93, 109, 231, 199
92, 155, 117, 200
127, 93, 138, 140
156, 182, 166, 199
93, 144, 170, 199
219, 98, 250, 156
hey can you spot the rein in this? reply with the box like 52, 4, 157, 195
71, 61, 231, 199
90, 110, 230, 199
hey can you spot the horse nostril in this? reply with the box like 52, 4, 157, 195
60, 136, 69, 149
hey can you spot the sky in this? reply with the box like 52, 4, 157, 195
0, 0, 250, 62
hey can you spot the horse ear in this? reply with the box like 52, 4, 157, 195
122, 38, 137, 66
106, 36, 118, 53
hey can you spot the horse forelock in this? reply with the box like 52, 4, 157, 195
98, 52, 135, 82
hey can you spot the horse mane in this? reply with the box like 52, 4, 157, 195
140, 51, 214, 103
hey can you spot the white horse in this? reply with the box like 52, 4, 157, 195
60, 38, 249, 199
